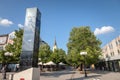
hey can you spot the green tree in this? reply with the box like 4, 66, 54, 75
5, 28, 23, 62
67, 26, 102, 67
39, 44, 52, 63
50, 49, 66, 64
57, 49, 66, 63
50, 51, 60, 64
0, 50, 6, 63
66, 49, 80, 67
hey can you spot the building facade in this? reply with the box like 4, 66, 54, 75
102, 35, 120, 71
0, 31, 15, 50
0, 31, 46, 51
0, 34, 8, 50
7, 31, 15, 44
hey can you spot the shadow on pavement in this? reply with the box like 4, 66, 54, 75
40, 70, 75, 77
90, 70, 114, 75
67, 74, 101, 80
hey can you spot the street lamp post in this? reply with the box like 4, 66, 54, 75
80, 52, 87, 77
2, 52, 13, 80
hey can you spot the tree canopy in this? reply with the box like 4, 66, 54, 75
67, 26, 102, 66
39, 43, 52, 63
50, 49, 66, 64
5, 28, 23, 62
39, 43, 67, 65
0, 26, 101, 67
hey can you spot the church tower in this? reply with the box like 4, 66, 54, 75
53, 38, 58, 52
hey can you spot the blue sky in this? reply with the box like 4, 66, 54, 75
0, 0, 120, 52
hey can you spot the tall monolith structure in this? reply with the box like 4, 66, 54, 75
12, 7, 41, 80
20, 7, 41, 70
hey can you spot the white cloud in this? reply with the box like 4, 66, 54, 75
0, 18, 13, 26
94, 26, 115, 35
18, 24, 24, 28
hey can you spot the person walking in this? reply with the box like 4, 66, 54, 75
1, 64, 7, 80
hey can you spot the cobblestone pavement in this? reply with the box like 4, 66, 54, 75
40, 70, 120, 80
0, 72, 15, 80
0, 70, 120, 80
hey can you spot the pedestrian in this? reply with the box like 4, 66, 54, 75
15, 64, 19, 72
1, 64, 7, 79
102, 66, 104, 71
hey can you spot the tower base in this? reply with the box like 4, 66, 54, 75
12, 68, 40, 80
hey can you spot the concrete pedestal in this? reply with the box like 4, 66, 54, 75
12, 68, 40, 80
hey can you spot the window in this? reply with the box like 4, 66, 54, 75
116, 41, 118, 46
118, 50, 120, 55
110, 53, 112, 56
0, 46, 3, 50
109, 43, 113, 49
113, 52, 114, 56
110, 52, 114, 56
116, 39, 120, 46
106, 54, 109, 58
118, 40, 120, 44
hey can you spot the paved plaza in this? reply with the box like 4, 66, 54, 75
0, 70, 120, 80
40, 70, 120, 80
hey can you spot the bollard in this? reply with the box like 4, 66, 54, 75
9, 74, 14, 80
20, 78, 24, 80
